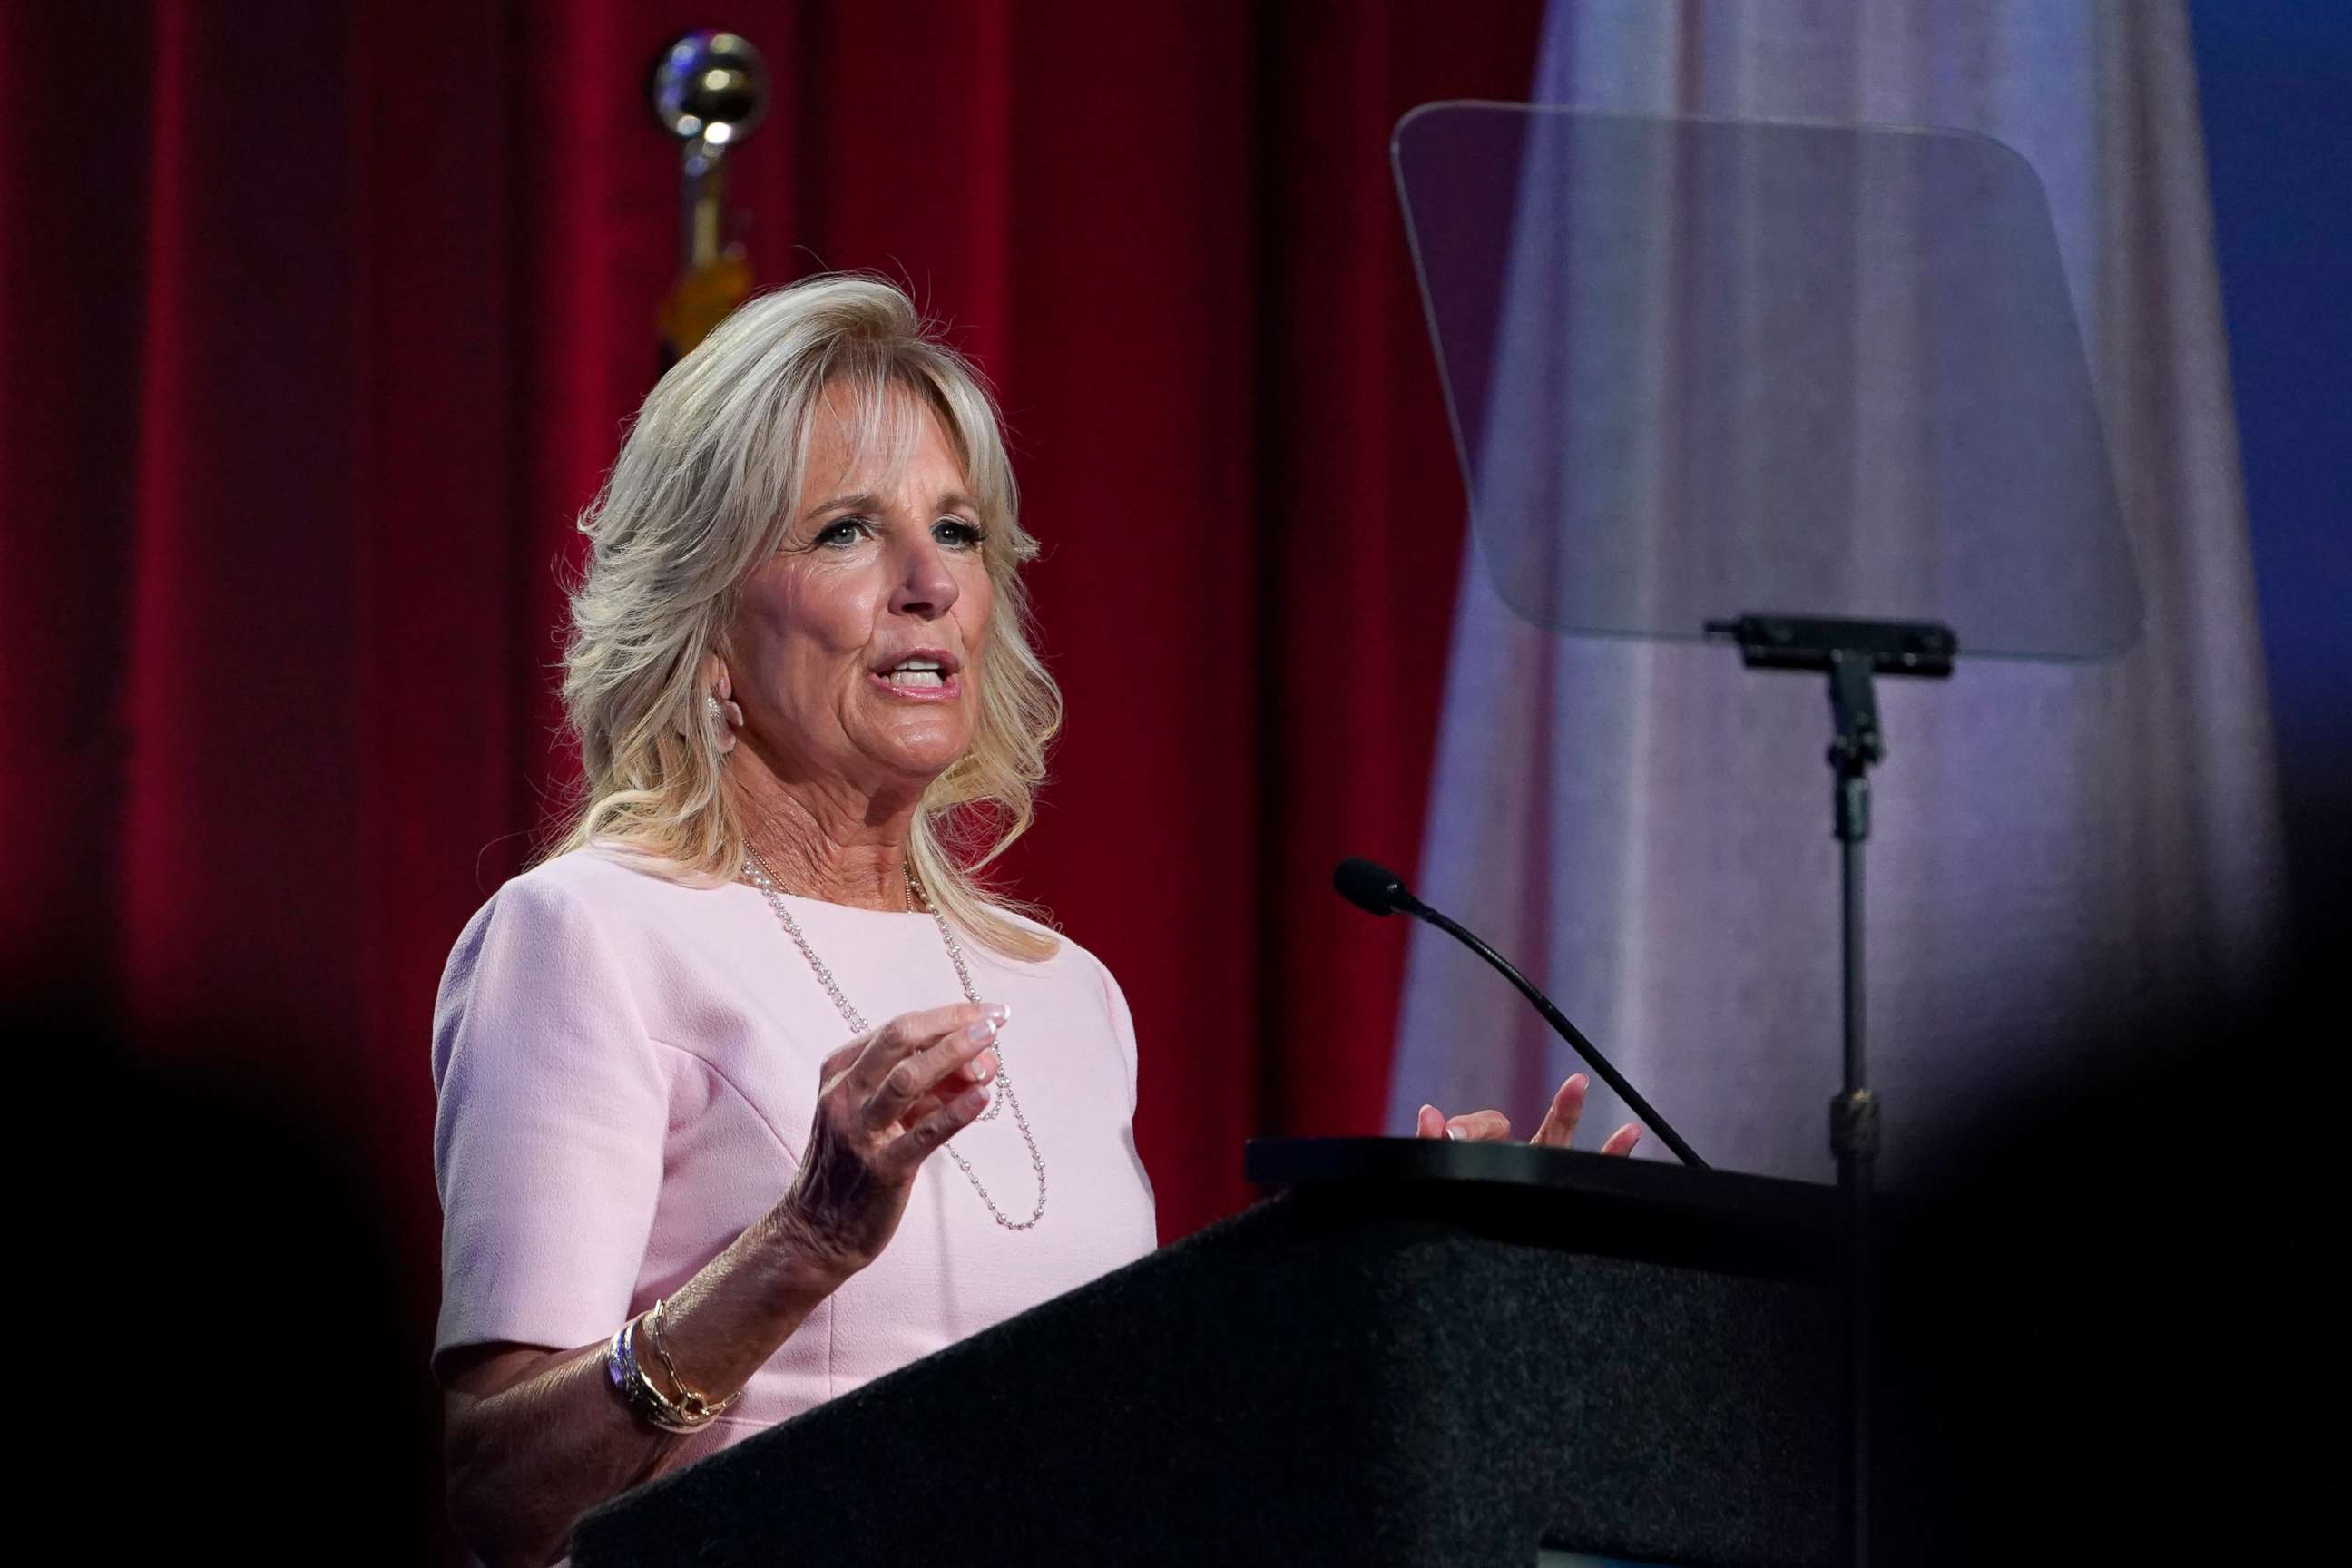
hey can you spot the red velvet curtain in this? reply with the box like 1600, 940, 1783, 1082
4, 0, 1534, 1549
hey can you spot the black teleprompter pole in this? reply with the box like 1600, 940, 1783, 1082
1828, 650, 1881, 1568
1706, 614, 1954, 1568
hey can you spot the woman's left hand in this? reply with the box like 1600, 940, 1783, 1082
1415, 1073, 1642, 1156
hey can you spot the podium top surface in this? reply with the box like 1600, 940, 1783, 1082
1248, 1135, 1838, 1279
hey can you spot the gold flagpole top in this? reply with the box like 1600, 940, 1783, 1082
650, 31, 770, 360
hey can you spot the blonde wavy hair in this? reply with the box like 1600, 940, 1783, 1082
543, 273, 1063, 961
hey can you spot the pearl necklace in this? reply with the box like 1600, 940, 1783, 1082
741, 848, 1047, 1232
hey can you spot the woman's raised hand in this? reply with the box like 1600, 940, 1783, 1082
769, 1001, 1006, 1278
1415, 1072, 1642, 1157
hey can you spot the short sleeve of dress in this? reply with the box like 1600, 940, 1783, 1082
1092, 956, 1155, 1242
430, 874, 670, 1371
1092, 956, 1141, 1117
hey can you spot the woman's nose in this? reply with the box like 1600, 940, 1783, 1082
887, 535, 959, 620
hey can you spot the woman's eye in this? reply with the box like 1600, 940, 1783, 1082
816, 517, 871, 547
935, 517, 987, 549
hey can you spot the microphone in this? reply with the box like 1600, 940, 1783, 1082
1334, 856, 1708, 1169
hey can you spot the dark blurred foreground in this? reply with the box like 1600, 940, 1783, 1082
1874, 929, 2326, 1563
32, 996, 442, 1564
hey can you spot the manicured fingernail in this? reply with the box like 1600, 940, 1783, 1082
972, 1050, 997, 1082
1444, 1125, 1460, 1142
984, 1003, 1011, 1025
964, 1018, 998, 1044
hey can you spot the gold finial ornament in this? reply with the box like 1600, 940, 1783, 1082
650, 31, 770, 360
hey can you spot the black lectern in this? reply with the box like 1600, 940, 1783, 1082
573, 1140, 1841, 1568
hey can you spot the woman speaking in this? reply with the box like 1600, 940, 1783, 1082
429, 274, 1634, 1565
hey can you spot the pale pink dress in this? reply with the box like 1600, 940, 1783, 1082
430, 841, 1158, 1456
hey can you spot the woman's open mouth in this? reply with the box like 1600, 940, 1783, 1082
870, 654, 961, 701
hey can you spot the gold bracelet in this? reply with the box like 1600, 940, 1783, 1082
643, 1297, 739, 1424
603, 1312, 737, 1434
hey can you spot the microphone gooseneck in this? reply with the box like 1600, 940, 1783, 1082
1333, 857, 1708, 1169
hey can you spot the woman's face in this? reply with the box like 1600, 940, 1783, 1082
728, 383, 995, 800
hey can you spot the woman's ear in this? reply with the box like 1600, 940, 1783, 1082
709, 657, 744, 737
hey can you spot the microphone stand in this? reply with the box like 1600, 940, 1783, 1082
1403, 900, 1709, 1171
1336, 857, 1707, 1171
